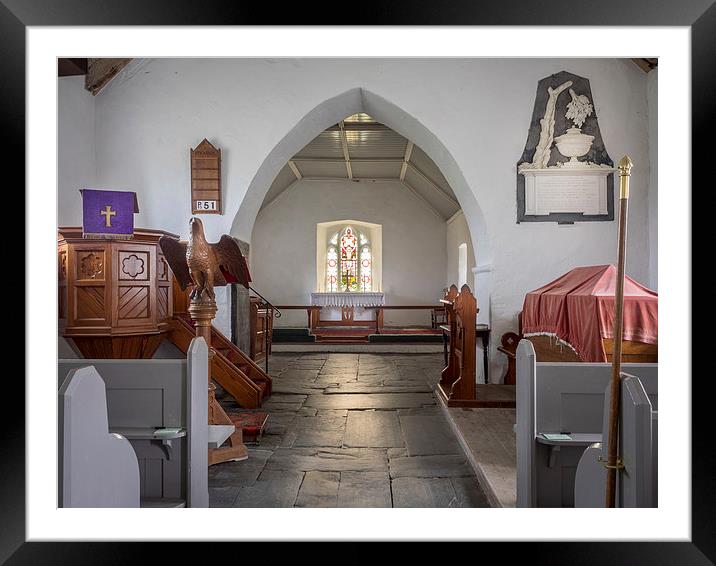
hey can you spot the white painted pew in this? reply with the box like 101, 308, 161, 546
516, 339, 657, 507
574, 373, 658, 507
59, 337, 221, 508
59, 366, 140, 507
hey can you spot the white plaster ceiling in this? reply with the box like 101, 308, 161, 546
260, 113, 461, 219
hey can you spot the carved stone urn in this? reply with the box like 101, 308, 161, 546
554, 127, 595, 167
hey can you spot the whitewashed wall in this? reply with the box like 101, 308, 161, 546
251, 179, 447, 327
446, 211, 476, 290
57, 58, 655, 380
58, 76, 96, 221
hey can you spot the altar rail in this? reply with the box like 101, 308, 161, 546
274, 304, 446, 333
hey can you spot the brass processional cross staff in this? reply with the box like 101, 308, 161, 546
604, 155, 633, 507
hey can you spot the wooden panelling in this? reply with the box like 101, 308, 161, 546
157, 255, 169, 281
75, 286, 106, 322
249, 297, 273, 363
157, 287, 169, 320
71, 334, 166, 359
118, 251, 149, 280
118, 286, 150, 319
77, 250, 105, 280
156, 252, 172, 324
58, 251, 68, 323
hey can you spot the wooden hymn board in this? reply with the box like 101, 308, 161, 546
191, 139, 222, 214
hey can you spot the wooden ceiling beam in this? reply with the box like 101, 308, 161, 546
326, 123, 391, 132
631, 58, 658, 73
338, 120, 353, 180
58, 58, 88, 76
400, 141, 414, 182
400, 179, 447, 220
406, 161, 460, 208
85, 58, 133, 95
288, 160, 303, 180
292, 157, 404, 163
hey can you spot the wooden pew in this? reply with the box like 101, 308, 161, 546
437, 284, 478, 406
438, 284, 516, 407
515, 339, 658, 507
59, 337, 225, 508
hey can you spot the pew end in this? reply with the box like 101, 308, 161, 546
516, 339, 658, 508
59, 337, 216, 508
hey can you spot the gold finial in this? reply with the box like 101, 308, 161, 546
618, 155, 633, 199
618, 155, 633, 176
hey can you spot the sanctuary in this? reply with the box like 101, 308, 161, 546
56, 56, 659, 510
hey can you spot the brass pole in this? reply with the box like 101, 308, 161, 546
605, 155, 633, 507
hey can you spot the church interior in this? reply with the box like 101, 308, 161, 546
57, 57, 659, 510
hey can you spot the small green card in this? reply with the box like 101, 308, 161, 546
541, 433, 572, 441
154, 427, 183, 436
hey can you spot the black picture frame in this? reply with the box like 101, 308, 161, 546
6, 1, 706, 563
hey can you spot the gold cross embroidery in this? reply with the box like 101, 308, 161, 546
100, 205, 117, 227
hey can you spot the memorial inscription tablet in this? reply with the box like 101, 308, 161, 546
516, 71, 615, 223
523, 169, 611, 216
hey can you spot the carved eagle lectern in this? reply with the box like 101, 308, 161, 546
159, 217, 251, 301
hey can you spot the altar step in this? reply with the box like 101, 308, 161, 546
314, 334, 371, 343
272, 328, 316, 343
273, 327, 442, 345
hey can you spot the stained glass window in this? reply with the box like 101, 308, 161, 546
326, 225, 372, 292
360, 245, 372, 292
340, 226, 358, 291
326, 246, 338, 291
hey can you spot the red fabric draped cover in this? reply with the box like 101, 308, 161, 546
521, 265, 658, 362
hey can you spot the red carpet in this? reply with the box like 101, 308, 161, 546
225, 411, 269, 443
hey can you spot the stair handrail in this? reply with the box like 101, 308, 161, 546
248, 285, 281, 318
248, 285, 278, 375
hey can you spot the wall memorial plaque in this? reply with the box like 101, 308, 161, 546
516, 71, 615, 223
191, 138, 222, 215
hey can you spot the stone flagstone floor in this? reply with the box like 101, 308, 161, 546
209, 352, 490, 508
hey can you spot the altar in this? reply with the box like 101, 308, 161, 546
310, 292, 385, 326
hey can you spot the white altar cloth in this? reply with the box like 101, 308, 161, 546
311, 292, 385, 308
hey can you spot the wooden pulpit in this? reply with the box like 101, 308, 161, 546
58, 227, 177, 358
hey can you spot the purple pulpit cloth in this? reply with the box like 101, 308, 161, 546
80, 189, 139, 239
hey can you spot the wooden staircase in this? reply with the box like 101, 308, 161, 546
170, 313, 272, 408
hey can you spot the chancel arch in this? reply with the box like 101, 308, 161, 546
234, 88, 490, 324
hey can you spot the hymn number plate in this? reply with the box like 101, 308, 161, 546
195, 200, 218, 211
191, 138, 222, 215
